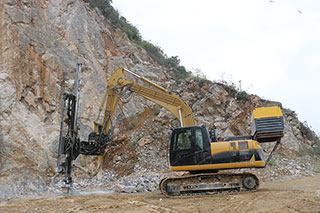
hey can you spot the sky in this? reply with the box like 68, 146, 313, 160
112, 0, 320, 133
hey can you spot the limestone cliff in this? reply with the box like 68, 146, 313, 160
0, 0, 164, 197
0, 0, 319, 198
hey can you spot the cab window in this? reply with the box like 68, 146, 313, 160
195, 128, 204, 150
239, 141, 248, 150
174, 129, 192, 150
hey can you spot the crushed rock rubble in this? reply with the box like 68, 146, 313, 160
49, 171, 171, 194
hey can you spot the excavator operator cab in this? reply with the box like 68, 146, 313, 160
169, 125, 211, 167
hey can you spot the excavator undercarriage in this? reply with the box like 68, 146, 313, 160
160, 172, 259, 196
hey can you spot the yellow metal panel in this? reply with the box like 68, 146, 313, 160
248, 140, 260, 150
249, 154, 256, 166
211, 142, 232, 155
253, 106, 283, 119
210, 140, 261, 156
171, 161, 265, 171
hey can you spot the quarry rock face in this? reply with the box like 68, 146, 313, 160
0, 0, 318, 198
0, 0, 159, 197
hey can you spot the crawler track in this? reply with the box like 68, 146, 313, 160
159, 172, 259, 196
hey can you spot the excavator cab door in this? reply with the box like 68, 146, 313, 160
170, 125, 210, 167
170, 128, 194, 166
194, 127, 211, 164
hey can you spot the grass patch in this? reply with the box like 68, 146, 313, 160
268, 158, 276, 166
313, 168, 320, 173
127, 121, 135, 130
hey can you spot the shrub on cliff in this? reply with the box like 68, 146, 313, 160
299, 122, 320, 157
85, 0, 190, 79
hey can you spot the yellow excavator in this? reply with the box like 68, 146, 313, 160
54, 65, 284, 196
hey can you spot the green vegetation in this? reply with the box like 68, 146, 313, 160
299, 122, 320, 157
192, 68, 212, 88
130, 140, 137, 149
127, 121, 135, 130
237, 91, 249, 100
196, 78, 211, 88
85, 0, 256, 97
161, 121, 167, 126
297, 145, 320, 158
154, 135, 162, 140
313, 168, 320, 173
85, 0, 190, 79
216, 81, 238, 96
268, 158, 276, 166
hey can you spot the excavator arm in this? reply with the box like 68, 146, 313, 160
92, 67, 197, 179
94, 67, 196, 135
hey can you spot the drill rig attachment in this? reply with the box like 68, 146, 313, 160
53, 64, 82, 193
53, 64, 114, 193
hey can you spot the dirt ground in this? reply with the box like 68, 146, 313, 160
1, 175, 319, 213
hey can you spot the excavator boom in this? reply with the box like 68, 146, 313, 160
96, 67, 196, 130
